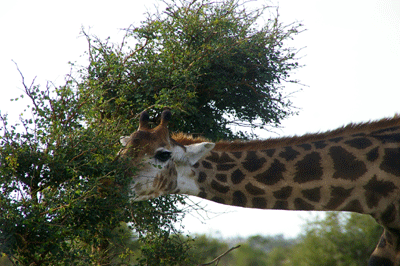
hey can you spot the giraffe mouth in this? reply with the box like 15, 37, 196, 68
131, 184, 160, 201
131, 172, 178, 201
130, 175, 157, 201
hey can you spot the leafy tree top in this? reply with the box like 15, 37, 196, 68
85, 0, 303, 140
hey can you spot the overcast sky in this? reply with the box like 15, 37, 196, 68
1, 0, 399, 238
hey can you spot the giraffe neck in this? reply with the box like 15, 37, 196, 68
187, 120, 400, 217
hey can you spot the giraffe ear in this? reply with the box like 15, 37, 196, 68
120, 136, 130, 146
184, 142, 215, 165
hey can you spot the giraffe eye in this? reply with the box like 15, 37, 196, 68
154, 150, 172, 162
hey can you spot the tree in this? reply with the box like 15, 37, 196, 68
232, 234, 294, 266
286, 212, 382, 266
84, 0, 303, 140
1, 0, 303, 264
0, 73, 131, 264
188, 234, 233, 265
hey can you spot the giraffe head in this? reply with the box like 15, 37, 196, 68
120, 110, 215, 201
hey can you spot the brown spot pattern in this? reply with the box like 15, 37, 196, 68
297, 143, 312, 151
294, 198, 314, 210
217, 163, 236, 171
232, 191, 247, 207
198, 191, 207, 198
245, 151, 258, 161
329, 146, 367, 180
245, 182, 265, 195
364, 175, 397, 208
219, 152, 235, 163
380, 148, 400, 177
181, 117, 400, 219
242, 151, 266, 172
211, 196, 225, 204
254, 159, 286, 186
381, 204, 396, 225
273, 186, 293, 200
273, 201, 288, 210
293, 152, 323, 184
371, 126, 400, 134
279, 147, 300, 161
325, 186, 354, 210
301, 187, 321, 202
216, 174, 227, 183
202, 161, 212, 169
206, 151, 220, 163
341, 199, 363, 213
252, 197, 267, 209
198, 172, 207, 183
329, 137, 344, 143
231, 169, 245, 184
372, 133, 400, 143
366, 147, 379, 162
232, 152, 242, 159
313, 140, 328, 149
263, 149, 276, 157
345, 137, 373, 149
211, 180, 230, 193
352, 133, 366, 137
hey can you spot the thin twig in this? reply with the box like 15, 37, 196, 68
122, 38, 148, 65
198, 245, 241, 266
12, 60, 39, 111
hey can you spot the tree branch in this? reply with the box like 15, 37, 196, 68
198, 245, 241, 266
12, 60, 40, 112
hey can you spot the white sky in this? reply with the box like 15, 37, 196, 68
1, 0, 399, 239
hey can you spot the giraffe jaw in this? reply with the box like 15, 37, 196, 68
175, 168, 202, 195
174, 142, 215, 195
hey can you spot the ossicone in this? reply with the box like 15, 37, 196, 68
160, 109, 172, 126
139, 111, 150, 130
138, 109, 172, 131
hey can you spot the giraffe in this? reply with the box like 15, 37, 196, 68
119, 110, 400, 265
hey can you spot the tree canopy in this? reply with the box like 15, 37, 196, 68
0, 0, 303, 264
85, 0, 302, 140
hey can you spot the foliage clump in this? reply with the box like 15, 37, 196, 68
186, 213, 382, 266
86, 0, 302, 140
286, 212, 382, 266
0, 75, 130, 264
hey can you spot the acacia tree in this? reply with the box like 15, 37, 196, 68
0, 0, 303, 265
85, 0, 302, 140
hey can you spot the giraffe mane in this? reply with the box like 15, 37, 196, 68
171, 114, 400, 151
